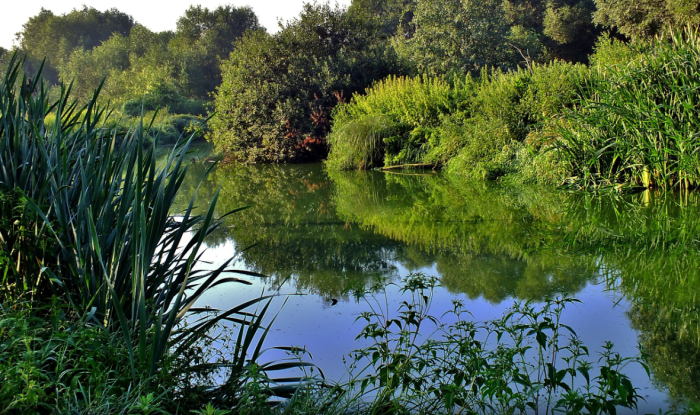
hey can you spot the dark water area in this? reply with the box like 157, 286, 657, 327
170, 152, 700, 413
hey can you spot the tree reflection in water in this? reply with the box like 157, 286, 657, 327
170, 159, 700, 407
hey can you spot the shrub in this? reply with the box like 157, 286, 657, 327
121, 97, 159, 117
0, 302, 164, 413
327, 60, 589, 182
209, 4, 404, 163
327, 74, 467, 170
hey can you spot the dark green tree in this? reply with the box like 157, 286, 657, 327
209, 3, 403, 163
594, 0, 700, 39
395, 0, 600, 75
393, 0, 514, 75
17, 7, 135, 83
170, 5, 260, 99
347, 0, 417, 38
504, 0, 600, 62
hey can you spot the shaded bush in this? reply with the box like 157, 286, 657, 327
209, 3, 405, 163
121, 97, 159, 117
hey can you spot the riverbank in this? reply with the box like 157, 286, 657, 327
1, 59, 692, 414
326, 29, 700, 191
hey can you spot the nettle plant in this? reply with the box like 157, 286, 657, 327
346, 273, 648, 415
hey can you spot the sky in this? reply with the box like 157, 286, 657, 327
0, 0, 352, 50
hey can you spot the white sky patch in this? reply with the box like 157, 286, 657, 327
0, 0, 352, 50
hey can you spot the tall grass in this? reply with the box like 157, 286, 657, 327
0, 54, 311, 410
326, 75, 470, 170
326, 62, 589, 180
554, 27, 700, 189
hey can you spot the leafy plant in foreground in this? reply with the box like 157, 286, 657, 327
345, 273, 648, 414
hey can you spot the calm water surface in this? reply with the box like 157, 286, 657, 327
172, 154, 700, 413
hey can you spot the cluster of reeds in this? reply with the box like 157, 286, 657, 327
326, 75, 467, 170
554, 27, 700, 189
0, 55, 313, 412
326, 62, 588, 181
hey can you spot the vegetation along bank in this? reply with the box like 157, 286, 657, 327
1, 0, 700, 413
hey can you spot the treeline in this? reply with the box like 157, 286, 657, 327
1, 5, 261, 143
209, 0, 605, 162
13, 5, 259, 105
5, 0, 700, 186
205, 0, 700, 191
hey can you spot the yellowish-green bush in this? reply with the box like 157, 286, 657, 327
327, 60, 589, 182
326, 75, 474, 170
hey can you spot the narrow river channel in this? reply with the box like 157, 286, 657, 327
170, 145, 700, 413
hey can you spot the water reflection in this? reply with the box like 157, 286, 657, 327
172, 159, 700, 409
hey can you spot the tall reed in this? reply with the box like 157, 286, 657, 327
0, 54, 311, 407
555, 27, 700, 189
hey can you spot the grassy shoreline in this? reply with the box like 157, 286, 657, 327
326, 29, 700, 191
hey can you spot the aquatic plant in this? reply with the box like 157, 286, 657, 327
342, 273, 648, 414
0, 54, 313, 411
554, 28, 700, 189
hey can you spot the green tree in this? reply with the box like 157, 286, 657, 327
393, 0, 515, 75
347, 0, 417, 38
59, 25, 176, 104
594, 0, 700, 39
395, 0, 600, 75
17, 7, 134, 82
209, 3, 402, 163
170, 5, 260, 99
503, 0, 599, 62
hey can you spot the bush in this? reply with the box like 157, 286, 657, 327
445, 60, 590, 180
326, 60, 589, 182
0, 302, 165, 413
209, 3, 404, 163
121, 97, 159, 117
327, 75, 468, 170
122, 95, 209, 118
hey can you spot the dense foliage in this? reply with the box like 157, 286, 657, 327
209, 3, 403, 163
18, 7, 135, 83
210, 0, 606, 162
11, 4, 258, 124
593, 0, 700, 39
0, 57, 314, 413
555, 29, 700, 189
327, 60, 589, 180
328, 26, 700, 190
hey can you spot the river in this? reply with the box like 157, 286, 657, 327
170, 146, 700, 413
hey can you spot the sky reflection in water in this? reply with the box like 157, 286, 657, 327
172, 155, 700, 413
